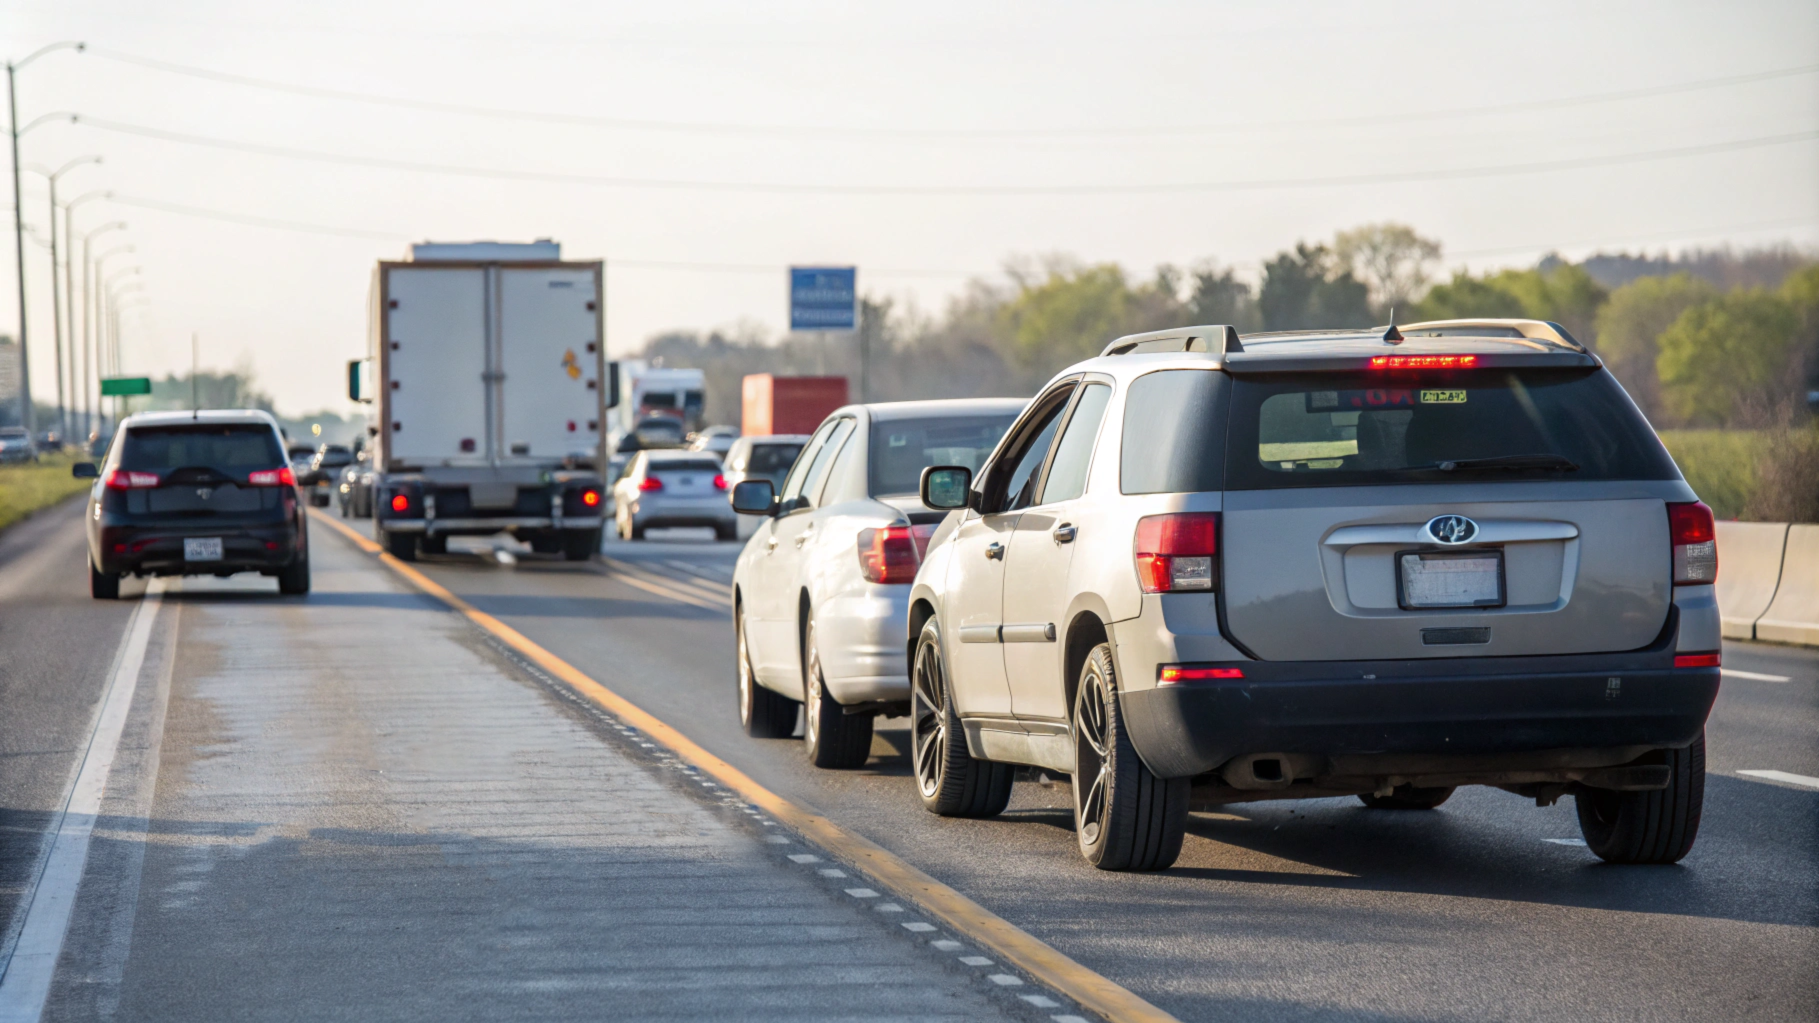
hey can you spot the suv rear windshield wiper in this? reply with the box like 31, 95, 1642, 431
1425, 454, 1580, 473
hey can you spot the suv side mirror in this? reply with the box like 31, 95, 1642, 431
72, 462, 99, 479
731, 479, 776, 515
920, 465, 972, 510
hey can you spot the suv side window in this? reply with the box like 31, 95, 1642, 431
986, 382, 1077, 512
817, 422, 865, 505
779, 420, 839, 504
1121, 369, 1227, 494
1037, 382, 1113, 505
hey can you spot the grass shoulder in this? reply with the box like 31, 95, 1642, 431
0, 453, 93, 533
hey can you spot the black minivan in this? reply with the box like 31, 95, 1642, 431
77, 410, 310, 598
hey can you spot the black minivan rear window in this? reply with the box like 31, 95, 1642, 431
1225, 368, 1677, 489
120, 424, 284, 474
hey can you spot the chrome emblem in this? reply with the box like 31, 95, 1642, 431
196, 488, 214, 501
1425, 514, 1478, 545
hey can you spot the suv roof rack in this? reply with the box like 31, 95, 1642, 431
1394, 318, 1585, 352
1102, 324, 1244, 357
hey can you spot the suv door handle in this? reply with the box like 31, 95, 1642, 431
1051, 523, 1077, 544
985, 542, 1004, 560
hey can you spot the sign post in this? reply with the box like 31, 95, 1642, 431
789, 267, 859, 395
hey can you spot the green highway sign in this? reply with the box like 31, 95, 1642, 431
100, 376, 152, 396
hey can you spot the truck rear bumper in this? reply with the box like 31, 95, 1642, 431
383, 516, 604, 534
1121, 662, 1720, 780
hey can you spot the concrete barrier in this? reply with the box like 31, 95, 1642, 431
1756, 524, 1819, 647
1714, 521, 1790, 640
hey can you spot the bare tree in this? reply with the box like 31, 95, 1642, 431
1333, 223, 1443, 316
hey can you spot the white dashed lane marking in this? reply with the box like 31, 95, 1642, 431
1022, 995, 1062, 1008
788, 854, 821, 864
1543, 838, 1588, 846
931, 940, 962, 952
1737, 769, 1819, 790
845, 888, 880, 898
960, 956, 994, 967
902, 922, 936, 933
1723, 668, 1793, 683
988, 974, 1025, 986
818, 869, 848, 878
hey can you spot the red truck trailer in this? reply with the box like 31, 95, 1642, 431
741, 375, 848, 436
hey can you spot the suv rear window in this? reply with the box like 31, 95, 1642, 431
1226, 368, 1677, 489
746, 443, 804, 475
650, 459, 723, 474
120, 424, 284, 475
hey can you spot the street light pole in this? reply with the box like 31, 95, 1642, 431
28, 154, 101, 441
5, 40, 84, 433
65, 195, 111, 440
103, 273, 142, 380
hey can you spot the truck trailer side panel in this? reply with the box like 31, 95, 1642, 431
384, 267, 489, 466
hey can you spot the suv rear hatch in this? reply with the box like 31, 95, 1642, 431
1217, 361, 1682, 660
113, 423, 291, 521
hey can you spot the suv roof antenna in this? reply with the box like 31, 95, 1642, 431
1383, 308, 1404, 344
1223, 324, 1244, 354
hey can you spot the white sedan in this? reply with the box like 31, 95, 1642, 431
729, 399, 1024, 768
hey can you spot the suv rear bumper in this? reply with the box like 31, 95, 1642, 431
96, 523, 301, 576
1121, 659, 1719, 779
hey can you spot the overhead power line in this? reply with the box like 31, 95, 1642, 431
82, 47, 1819, 140
73, 114, 1819, 195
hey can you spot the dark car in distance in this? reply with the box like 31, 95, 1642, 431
77, 410, 310, 599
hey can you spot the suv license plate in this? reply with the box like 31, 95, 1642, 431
184, 537, 224, 562
1399, 551, 1503, 609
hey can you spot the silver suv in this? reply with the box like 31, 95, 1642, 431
907, 319, 1720, 871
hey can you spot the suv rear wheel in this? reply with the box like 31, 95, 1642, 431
1073, 644, 1187, 871
1576, 733, 1705, 864
910, 618, 1013, 817
90, 559, 120, 600
803, 614, 872, 769
737, 604, 798, 738
277, 549, 311, 595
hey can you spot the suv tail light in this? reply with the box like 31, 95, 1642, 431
1673, 652, 1721, 668
104, 469, 160, 489
247, 466, 296, 486
1368, 355, 1478, 370
1667, 501, 1716, 585
858, 524, 937, 584
1159, 665, 1244, 684
638, 477, 664, 492
1135, 512, 1218, 593
712, 474, 728, 491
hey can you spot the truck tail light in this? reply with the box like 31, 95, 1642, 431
1159, 665, 1245, 684
580, 488, 601, 507
858, 524, 935, 584
1135, 512, 1218, 593
104, 469, 160, 489
638, 477, 664, 492
390, 493, 411, 513
247, 466, 296, 486
1667, 501, 1716, 585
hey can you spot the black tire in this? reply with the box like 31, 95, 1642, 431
737, 604, 798, 738
1359, 785, 1456, 810
803, 614, 872, 769
90, 559, 120, 600
384, 528, 417, 562
561, 530, 599, 561
714, 523, 736, 542
277, 550, 311, 595
420, 533, 448, 555
1072, 643, 1188, 871
910, 618, 1013, 817
1576, 733, 1705, 864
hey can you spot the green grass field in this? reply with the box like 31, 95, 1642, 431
0, 453, 94, 533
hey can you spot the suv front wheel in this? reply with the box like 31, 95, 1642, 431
910, 618, 1012, 817
1073, 644, 1187, 871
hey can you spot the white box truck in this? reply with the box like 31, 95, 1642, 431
351, 240, 610, 561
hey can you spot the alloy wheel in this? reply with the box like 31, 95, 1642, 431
1074, 666, 1112, 846
911, 638, 947, 799
737, 612, 754, 727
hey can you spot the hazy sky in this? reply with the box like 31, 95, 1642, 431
5, 0, 1817, 416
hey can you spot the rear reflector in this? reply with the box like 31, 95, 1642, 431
1667, 501, 1717, 585
858, 525, 927, 584
1134, 512, 1218, 593
247, 466, 296, 486
1159, 665, 1245, 684
1674, 652, 1721, 668
104, 469, 160, 489
638, 477, 664, 492
1368, 355, 1478, 370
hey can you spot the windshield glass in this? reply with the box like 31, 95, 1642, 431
120, 424, 284, 476
1226, 369, 1676, 489
869, 413, 1018, 497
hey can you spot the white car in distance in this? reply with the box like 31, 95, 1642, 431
729, 399, 1024, 767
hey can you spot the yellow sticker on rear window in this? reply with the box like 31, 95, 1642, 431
1420, 389, 1467, 404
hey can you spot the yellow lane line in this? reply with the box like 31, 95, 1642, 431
309, 509, 1178, 1023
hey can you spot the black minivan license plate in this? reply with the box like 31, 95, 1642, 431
184, 537, 224, 562
1397, 550, 1504, 609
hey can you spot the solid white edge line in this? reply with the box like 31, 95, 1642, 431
1736, 770, 1819, 790
0, 581, 166, 1022
1721, 668, 1793, 683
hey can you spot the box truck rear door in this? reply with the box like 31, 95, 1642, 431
500, 267, 600, 462
387, 267, 489, 463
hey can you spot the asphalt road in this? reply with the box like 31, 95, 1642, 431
1, 500, 1814, 1022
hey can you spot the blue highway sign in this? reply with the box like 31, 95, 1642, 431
789, 267, 857, 331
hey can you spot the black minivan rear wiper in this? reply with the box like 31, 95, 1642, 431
1427, 454, 1580, 473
